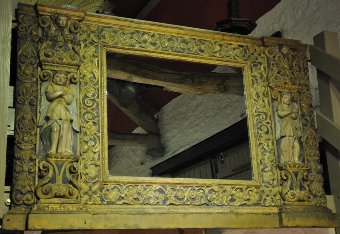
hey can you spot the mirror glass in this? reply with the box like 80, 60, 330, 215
106, 53, 252, 180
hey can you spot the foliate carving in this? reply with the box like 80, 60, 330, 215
36, 158, 79, 200
32, 7, 325, 210
39, 14, 81, 67
77, 23, 285, 207
12, 150, 37, 205
268, 46, 326, 205
102, 184, 260, 206
301, 93, 326, 205
266, 46, 310, 90
244, 48, 281, 207
35, 12, 82, 202
99, 26, 251, 62
15, 83, 37, 148
12, 12, 39, 206
78, 23, 102, 204
279, 162, 311, 202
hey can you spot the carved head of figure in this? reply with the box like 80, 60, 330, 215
53, 71, 69, 86
56, 15, 68, 28
281, 92, 292, 105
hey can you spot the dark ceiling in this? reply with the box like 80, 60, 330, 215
108, 0, 280, 30
106, 0, 281, 134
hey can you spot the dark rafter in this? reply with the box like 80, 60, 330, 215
107, 79, 160, 135
106, 57, 244, 95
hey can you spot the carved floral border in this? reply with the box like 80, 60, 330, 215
13, 5, 325, 209
77, 23, 284, 207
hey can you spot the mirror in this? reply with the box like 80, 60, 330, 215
106, 53, 252, 180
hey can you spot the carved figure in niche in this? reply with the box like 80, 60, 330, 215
276, 92, 301, 163
39, 71, 79, 156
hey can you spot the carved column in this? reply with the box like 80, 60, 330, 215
34, 8, 84, 203
3, 5, 40, 229
267, 45, 326, 206
12, 5, 39, 208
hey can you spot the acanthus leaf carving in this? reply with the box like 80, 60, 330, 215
12, 12, 39, 207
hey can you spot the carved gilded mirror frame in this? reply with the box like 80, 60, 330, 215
4, 3, 339, 230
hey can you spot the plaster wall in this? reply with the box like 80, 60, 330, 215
109, 94, 245, 176
250, 0, 340, 108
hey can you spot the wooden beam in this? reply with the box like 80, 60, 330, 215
136, 0, 161, 19
317, 112, 340, 152
107, 57, 244, 95
310, 45, 340, 85
107, 80, 160, 134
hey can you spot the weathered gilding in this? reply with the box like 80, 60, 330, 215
4, 3, 339, 230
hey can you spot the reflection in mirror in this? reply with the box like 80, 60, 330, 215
106, 53, 252, 180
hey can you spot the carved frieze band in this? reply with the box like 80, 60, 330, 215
102, 184, 260, 206
99, 26, 251, 62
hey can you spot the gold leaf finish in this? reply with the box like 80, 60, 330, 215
11, 6, 39, 207
5, 4, 338, 230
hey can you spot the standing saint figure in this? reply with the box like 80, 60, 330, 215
39, 71, 78, 156
276, 92, 301, 163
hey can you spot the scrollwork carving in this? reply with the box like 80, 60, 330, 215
99, 26, 250, 62
12, 11, 39, 207
77, 23, 287, 207
245, 48, 282, 207
279, 162, 311, 202
35, 11, 83, 202
38, 14, 81, 68
36, 158, 80, 200
78, 22, 102, 204
268, 46, 326, 205
12, 150, 37, 205
13, 5, 327, 211
102, 184, 260, 206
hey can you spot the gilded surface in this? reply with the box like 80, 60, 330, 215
279, 162, 311, 202
268, 46, 325, 205
12, 9, 39, 206
7, 4, 334, 230
244, 48, 282, 207
35, 9, 82, 202
36, 157, 79, 200
77, 22, 101, 204
99, 26, 250, 63
102, 184, 260, 206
